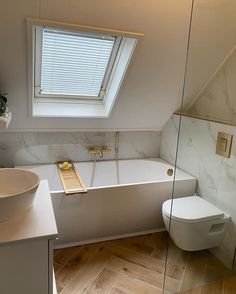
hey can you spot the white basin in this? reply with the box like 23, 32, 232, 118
0, 168, 40, 222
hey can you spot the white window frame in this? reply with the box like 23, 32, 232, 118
34, 28, 122, 101
26, 18, 143, 118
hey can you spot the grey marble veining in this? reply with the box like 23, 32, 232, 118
188, 47, 236, 123
161, 114, 236, 269
0, 131, 161, 167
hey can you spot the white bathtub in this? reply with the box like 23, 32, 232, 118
19, 158, 196, 247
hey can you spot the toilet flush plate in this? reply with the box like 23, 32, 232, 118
216, 132, 233, 158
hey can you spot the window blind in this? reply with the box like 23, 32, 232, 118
40, 29, 116, 98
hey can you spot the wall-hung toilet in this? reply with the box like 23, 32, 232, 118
162, 196, 230, 251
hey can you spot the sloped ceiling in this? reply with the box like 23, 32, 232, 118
0, 0, 192, 131
182, 0, 236, 111
187, 47, 236, 122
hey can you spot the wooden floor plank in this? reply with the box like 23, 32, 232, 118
206, 252, 228, 269
178, 280, 224, 294
151, 232, 169, 261
179, 251, 207, 292
55, 243, 100, 293
164, 276, 181, 293
166, 242, 190, 282
109, 288, 127, 294
142, 232, 164, 250
223, 276, 236, 294
204, 265, 232, 285
99, 243, 165, 273
85, 268, 119, 294
224, 276, 236, 286
54, 246, 81, 266
54, 262, 63, 274
107, 256, 164, 289
54, 232, 236, 294
111, 275, 163, 294
224, 283, 236, 294
61, 251, 111, 294
201, 280, 224, 294
108, 235, 153, 256
178, 288, 202, 294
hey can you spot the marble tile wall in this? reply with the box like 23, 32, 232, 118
187, 47, 236, 123
0, 131, 161, 167
161, 114, 236, 269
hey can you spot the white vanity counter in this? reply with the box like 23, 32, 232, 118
0, 180, 58, 245
0, 180, 58, 294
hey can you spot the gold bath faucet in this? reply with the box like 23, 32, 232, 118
87, 146, 111, 158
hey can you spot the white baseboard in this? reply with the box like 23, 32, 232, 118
54, 228, 166, 249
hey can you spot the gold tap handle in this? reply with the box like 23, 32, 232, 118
167, 169, 173, 176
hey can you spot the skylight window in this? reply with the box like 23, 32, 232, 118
36, 29, 121, 100
27, 18, 142, 117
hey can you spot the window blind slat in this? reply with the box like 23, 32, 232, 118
42, 59, 110, 66
41, 29, 115, 97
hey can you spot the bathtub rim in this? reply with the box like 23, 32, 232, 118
17, 157, 196, 194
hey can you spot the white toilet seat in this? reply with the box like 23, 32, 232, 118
162, 196, 230, 251
162, 196, 225, 223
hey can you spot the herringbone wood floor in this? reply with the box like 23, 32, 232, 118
178, 276, 236, 294
54, 232, 235, 294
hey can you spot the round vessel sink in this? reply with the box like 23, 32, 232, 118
0, 168, 40, 222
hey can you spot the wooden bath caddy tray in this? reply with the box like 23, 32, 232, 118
57, 161, 87, 195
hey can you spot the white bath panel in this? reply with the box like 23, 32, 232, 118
53, 228, 166, 249
18, 158, 197, 247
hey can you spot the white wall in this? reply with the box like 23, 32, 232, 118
0, 0, 192, 131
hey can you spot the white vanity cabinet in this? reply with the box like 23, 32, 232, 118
0, 181, 58, 294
